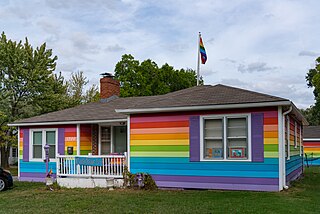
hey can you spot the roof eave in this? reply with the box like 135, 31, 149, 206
8, 118, 127, 127
115, 100, 292, 114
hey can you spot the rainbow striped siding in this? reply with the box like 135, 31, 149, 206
80, 125, 92, 155
304, 141, 320, 165
19, 125, 93, 181
65, 126, 77, 155
130, 109, 280, 191
285, 116, 303, 183
263, 111, 278, 158
19, 130, 23, 159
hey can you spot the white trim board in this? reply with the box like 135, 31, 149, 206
8, 119, 127, 127
116, 101, 291, 114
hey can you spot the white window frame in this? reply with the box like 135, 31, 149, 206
200, 113, 251, 162
29, 129, 58, 162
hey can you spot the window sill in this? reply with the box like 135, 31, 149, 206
200, 159, 252, 162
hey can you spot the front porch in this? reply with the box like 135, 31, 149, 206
55, 121, 129, 188
56, 154, 127, 188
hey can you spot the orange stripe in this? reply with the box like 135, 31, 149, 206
264, 132, 278, 138
131, 133, 189, 140
304, 147, 320, 151
131, 121, 189, 129
65, 142, 76, 147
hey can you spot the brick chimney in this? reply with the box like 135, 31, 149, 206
100, 73, 120, 101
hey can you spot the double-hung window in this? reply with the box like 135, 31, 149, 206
31, 129, 57, 160
201, 114, 251, 161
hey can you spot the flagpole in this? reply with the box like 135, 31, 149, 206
197, 32, 201, 86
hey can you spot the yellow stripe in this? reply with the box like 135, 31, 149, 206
131, 139, 189, 146
264, 138, 278, 144
80, 146, 92, 150
131, 151, 189, 157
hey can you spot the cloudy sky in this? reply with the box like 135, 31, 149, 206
1, 0, 319, 108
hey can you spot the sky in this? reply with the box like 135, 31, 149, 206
1, 0, 319, 109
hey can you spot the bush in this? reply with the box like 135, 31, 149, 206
123, 166, 157, 190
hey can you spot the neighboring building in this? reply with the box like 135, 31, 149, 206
303, 126, 320, 166
0, 147, 18, 166
9, 75, 307, 191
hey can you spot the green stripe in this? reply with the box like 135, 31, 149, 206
80, 150, 91, 155
264, 144, 278, 152
264, 152, 278, 158
131, 145, 189, 152
131, 151, 189, 157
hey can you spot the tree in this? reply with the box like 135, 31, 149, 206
304, 56, 320, 125
114, 54, 203, 97
0, 32, 66, 167
66, 71, 100, 107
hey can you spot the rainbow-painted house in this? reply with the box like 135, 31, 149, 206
9, 75, 307, 191
303, 126, 320, 166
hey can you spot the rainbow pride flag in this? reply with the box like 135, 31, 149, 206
199, 36, 207, 64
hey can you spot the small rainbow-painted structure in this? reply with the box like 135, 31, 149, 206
303, 126, 320, 166
9, 77, 307, 191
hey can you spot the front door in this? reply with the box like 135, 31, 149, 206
100, 126, 111, 155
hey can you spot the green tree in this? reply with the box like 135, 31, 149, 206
304, 56, 320, 125
0, 32, 66, 167
67, 71, 100, 106
114, 54, 203, 97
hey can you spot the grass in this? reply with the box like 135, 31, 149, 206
0, 167, 319, 214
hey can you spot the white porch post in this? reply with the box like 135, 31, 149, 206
98, 125, 101, 155
127, 116, 131, 171
278, 107, 283, 191
77, 124, 80, 155
17, 127, 20, 179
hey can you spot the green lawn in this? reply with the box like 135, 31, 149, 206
0, 167, 319, 214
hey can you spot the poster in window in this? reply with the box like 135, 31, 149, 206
206, 148, 223, 158
229, 148, 246, 158
212, 148, 223, 158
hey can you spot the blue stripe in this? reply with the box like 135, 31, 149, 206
200, 48, 206, 54
130, 168, 278, 178
131, 157, 279, 178
20, 160, 57, 173
131, 157, 279, 164
131, 162, 278, 172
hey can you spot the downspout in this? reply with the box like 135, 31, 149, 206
282, 105, 292, 189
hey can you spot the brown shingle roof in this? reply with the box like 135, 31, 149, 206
11, 84, 289, 125
303, 126, 320, 139
120, 84, 288, 110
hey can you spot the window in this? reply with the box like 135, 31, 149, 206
30, 129, 57, 160
201, 114, 250, 161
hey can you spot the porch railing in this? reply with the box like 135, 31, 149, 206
57, 153, 127, 178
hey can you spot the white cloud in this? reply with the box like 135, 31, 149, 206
1, 0, 319, 109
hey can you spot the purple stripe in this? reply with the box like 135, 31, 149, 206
251, 113, 264, 162
156, 181, 279, 192
23, 129, 29, 162
189, 116, 200, 162
286, 166, 302, 184
58, 128, 65, 155
20, 172, 56, 182
151, 175, 278, 185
